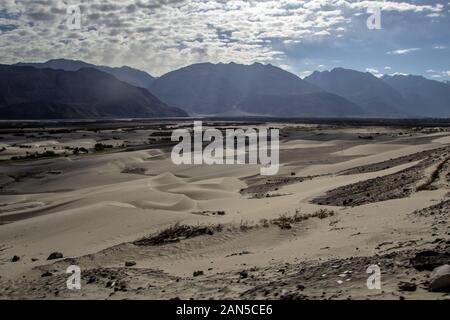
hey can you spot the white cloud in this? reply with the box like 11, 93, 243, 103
366, 67, 382, 77
348, 1, 443, 13
425, 70, 450, 77
387, 48, 421, 55
384, 66, 392, 70
434, 45, 447, 49
0, 0, 445, 75
300, 70, 313, 78
390, 72, 409, 76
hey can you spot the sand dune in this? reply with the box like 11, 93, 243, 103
0, 123, 449, 299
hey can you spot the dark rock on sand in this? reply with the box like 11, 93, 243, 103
398, 281, 417, 292
125, 261, 136, 267
240, 270, 249, 279
11, 255, 20, 262
193, 271, 204, 277
47, 252, 63, 260
429, 265, 450, 292
87, 276, 97, 284
410, 250, 450, 271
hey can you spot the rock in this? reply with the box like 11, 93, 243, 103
41, 271, 53, 277
398, 282, 417, 292
280, 291, 307, 300
239, 270, 248, 279
125, 261, 136, 267
410, 250, 450, 271
429, 264, 450, 292
193, 270, 204, 277
47, 252, 63, 260
11, 255, 20, 262
87, 276, 97, 284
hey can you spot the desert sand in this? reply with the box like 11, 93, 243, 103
0, 121, 449, 300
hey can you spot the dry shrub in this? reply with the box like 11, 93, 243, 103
134, 222, 223, 246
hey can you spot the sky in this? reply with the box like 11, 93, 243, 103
0, 0, 449, 80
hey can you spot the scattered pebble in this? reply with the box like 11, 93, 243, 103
47, 252, 63, 260
193, 270, 204, 277
125, 261, 136, 267
398, 281, 417, 292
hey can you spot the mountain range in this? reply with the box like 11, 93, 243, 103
305, 68, 408, 117
1, 59, 450, 119
149, 62, 364, 117
15, 59, 155, 89
0, 65, 186, 119
382, 74, 450, 117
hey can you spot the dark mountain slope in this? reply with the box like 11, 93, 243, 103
382, 74, 450, 117
0, 65, 187, 119
305, 68, 408, 117
150, 62, 363, 117
15, 59, 155, 89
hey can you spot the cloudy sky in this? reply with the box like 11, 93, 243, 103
1, 0, 449, 79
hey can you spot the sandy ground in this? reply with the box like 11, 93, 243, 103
0, 122, 449, 300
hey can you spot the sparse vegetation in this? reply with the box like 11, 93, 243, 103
94, 143, 114, 152
134, 222, 224, 246
271, 211, 307, 229
269, 209, 337, 230
11, 150, 57, 161
416, 155, 450, 191
312, 208, 336, 219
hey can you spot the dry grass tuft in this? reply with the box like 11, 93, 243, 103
134, 222, 224, 246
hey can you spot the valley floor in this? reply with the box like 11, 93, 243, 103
0, 121, 449, 300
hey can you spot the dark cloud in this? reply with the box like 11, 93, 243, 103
27, 11, 56, 22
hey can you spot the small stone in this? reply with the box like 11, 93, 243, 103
11, 255, 20, 262
429, 264, 450, 292
125, 261, 136, 267
87, 276, 97, 284
398, 281, 417, 292
239, 270, 248, 279
41, 271, 53, 277
193, 270, 204, 277
47, 252, 63, 260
